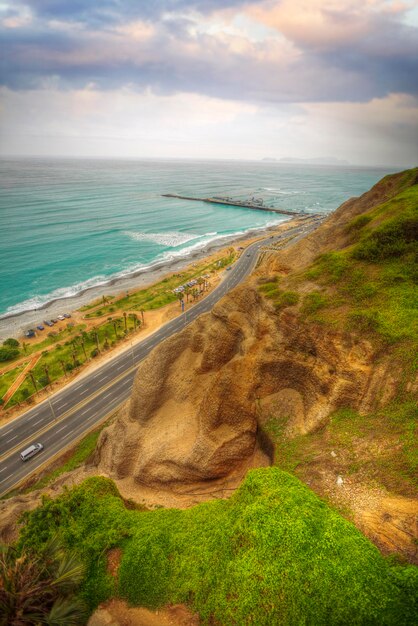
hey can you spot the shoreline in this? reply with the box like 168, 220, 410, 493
0, 218, 303, 341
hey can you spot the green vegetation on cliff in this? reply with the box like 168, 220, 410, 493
259, 169, 417, 353
304, 171, 418, 348
17, 469, 418, 624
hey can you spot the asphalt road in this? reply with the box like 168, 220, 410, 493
0, 218, 322, 495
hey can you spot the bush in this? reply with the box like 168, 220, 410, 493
274, 290, 299, 310
90, 349, 99, 358
0, 346, 19, 362
345, 214, 372, 233
3, 337, 19, 347
352, 215, 418, 261
17, 470, 418, 624
20, 388, 31, 400
347, 309, 380, 333
301, 292, 328, 315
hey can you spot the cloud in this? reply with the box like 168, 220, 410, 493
8, 1, 251, 26
0, 1, 416, 164
1, 2, 417, 104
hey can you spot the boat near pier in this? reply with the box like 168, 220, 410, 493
162, 193, 319, 217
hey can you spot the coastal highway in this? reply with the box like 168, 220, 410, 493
0, 218, 322, 495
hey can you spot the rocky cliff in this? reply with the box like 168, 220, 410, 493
93, 168, 417, 560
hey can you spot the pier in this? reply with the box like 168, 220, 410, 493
162, 194, 315, 217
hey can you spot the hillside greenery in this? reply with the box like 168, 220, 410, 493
17, 469, 418, 625
264, 397, 418, 497
304, 176, 418, 347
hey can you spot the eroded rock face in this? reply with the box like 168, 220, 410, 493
94, 286, 384, 489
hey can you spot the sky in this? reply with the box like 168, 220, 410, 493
0, 0, 417, 166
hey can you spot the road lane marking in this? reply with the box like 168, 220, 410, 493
5, 435, 17, 443
103, 391, 113, 399
26, 412, 40, 421
0, 466, 8, 473
33, 418, 44, 426
56, 425, 68, 434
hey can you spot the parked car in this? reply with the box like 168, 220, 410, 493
57, 315, 65, 321
20, 442, 43, 462
44, 320, 53, 327
36, 325, 44, 331
24, 329, 35, 338
51, 319, 58, 324
246, 253, 251, 257
63, 313, 71, 318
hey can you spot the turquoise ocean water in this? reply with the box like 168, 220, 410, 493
0, 158, 394, 318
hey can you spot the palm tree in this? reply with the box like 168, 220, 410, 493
197, 278, 204, 293
22, 342, 28, 355
184, 287, 191, 303
123, 311, 128, 334
78, 335, 87, 360
192, 288, 199, 302
140, 309, 145, 324
112, 321, 118, 340
129, 313, 138, 331
0, 535, 87, 625
59, 359, 68, 378
92, 330, 100, 353
43, 364, 51, 387
177, 292, 184, 307
27, 372, 39, 396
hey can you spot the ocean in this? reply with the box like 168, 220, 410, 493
0, 158, 395, 319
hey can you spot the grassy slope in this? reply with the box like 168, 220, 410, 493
261, 169, 417, 350
17, 471, 418, 625
258, 169, 418, 495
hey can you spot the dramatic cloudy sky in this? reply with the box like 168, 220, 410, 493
1, 0, 417, 165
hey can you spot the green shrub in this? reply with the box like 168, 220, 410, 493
352, 215, 418, 261
346, 214, 372, 233
3, 337, 19, 347
301, 292, 328, 315
17, 470, 418, 624
274, 290, 299, 310
308, 252, 350, 283
347, 309, 380, 333
0, 346, 19, 362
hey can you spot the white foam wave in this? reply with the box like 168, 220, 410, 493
124, 230, 203, 247
1, 274, 111, 318
1, 219, 288, 319
262, 187, 304, 195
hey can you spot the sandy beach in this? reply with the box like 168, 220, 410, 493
0, 217, 307, 342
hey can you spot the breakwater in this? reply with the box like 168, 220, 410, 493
162, 193, 314, 216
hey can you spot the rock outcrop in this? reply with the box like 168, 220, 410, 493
94, 285, 385, 488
